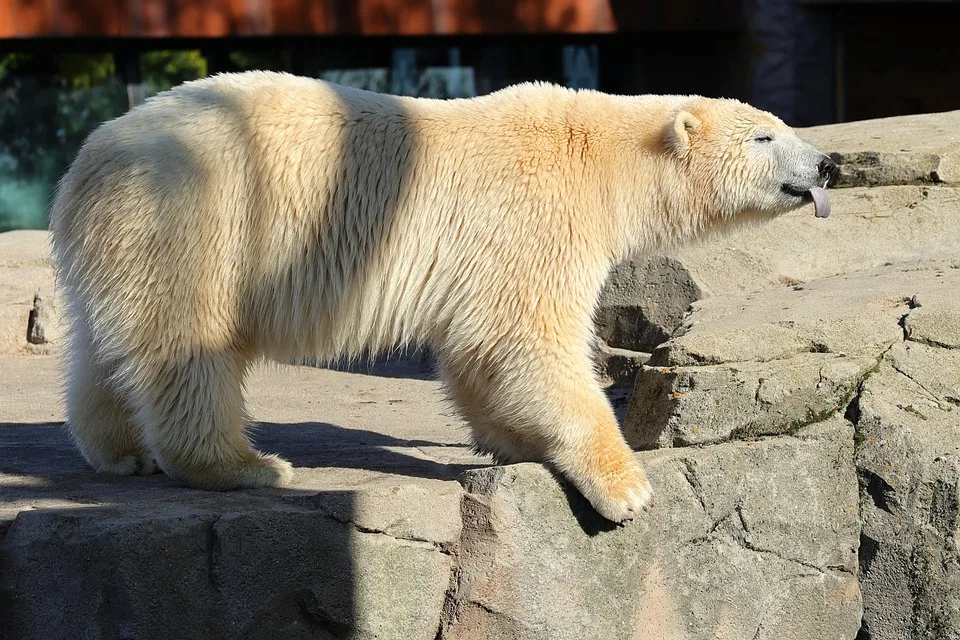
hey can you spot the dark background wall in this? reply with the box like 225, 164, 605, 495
3, 0, 958, 126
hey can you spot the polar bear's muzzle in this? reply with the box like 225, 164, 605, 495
780, 154, 838, 218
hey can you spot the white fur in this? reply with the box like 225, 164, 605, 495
50, 71, 827, 522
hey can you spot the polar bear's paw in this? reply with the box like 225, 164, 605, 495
164, 452, 294, 491
559, 442, 654, 524
234, 453, 295, 489
583, 459, 654, 524
96, 453, 160, 477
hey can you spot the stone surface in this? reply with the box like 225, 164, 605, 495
0, 356, 481, 640
1, 481, 458, 640
676, 185, 960, 298
594, 339, 650, 388
0, 230, 62, 354
441, 418, 861, 640
623, 259, 960, 640
800, 109, 960, 187
904, 287, 960, 350
853, 340, 960, 639
596, 256, 702, 352
0, 354, 864, 640
624, 263, 959, 448
596, 185, 960, 350
628, 352, 877, 449
26, 292, 52, 345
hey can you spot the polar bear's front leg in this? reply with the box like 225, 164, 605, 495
547, 405, 655, 523
128, 349, 293, 490
441, 349, 653, 523
543, 381, 654, 523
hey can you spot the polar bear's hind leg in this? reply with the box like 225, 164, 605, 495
129, 348, 293, 490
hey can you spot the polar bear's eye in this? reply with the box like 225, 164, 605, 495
754, 134, 774, 143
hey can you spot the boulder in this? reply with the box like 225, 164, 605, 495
594, 338, 650, 388
623, 260, 960, 640
623, 263, 959, 448
853, 319, 960, 637
597, 186, 960, 353
441, 418, 861, 640
1, 356, 862, 640
800, 109, 960, 187
596, 256, 702, 352
0, 356, 472, 640
0, 476, 459, 640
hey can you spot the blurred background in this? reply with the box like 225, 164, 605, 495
0, 0, 958, 232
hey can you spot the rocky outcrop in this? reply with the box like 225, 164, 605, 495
801, 109, 960, 188
623, 263, 956, 448
442, 418, 860, 640
0, 371, 861, 640
853, 291, 960, 639
595, 110, 960, 358
1, 473, 460, 640
623, 261, 960, 640
596, 256, 703, 352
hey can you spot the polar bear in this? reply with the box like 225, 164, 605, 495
50, 71, 835, 522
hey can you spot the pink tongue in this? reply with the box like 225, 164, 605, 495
810, 186, 831, 218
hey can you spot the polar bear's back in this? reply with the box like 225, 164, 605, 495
50, 72, 495, 364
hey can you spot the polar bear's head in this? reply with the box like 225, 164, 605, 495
668, 99, 836, 220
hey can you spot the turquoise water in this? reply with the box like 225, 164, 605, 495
0, 178, 52, 231
0, 78, 127, 232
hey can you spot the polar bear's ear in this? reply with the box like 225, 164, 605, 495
671, 111, 702, 153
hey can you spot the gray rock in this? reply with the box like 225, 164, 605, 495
904, 288, 960, 350
0, 353, 863, 640
440, 418, 861, 640
0, 230, 63, 354
623, 185, 960, 333
854, 340, 960, 639
623, 263, 959, 448
800, 109, 960, 187
627, 352, 878, 449
594, 185, 960, 354
594, 339, 650, 388
596, 255, 702, 352
677, 186, 960, 298
26, 292, 51, 345
0, 356, 476, 640
621, 260, 960, 639
0, 477, 459, 640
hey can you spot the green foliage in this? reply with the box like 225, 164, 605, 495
0, 53, 128, 231
57, 53, 116, 89
141, 50, 207, 94
0, 53, 31, 80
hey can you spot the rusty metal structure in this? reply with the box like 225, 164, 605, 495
0, 0, 742, 39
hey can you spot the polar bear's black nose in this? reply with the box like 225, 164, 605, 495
818, 156, 838, 181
